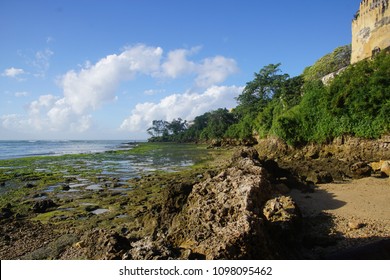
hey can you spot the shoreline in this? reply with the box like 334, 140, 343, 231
1, 141, 389, 259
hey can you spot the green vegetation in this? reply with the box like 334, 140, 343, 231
147, 47, 389, 146
302, 45, 351, 81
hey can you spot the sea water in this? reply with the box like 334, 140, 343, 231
0, 140, 140, 160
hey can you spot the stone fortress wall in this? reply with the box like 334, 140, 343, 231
351, 0, 390, 63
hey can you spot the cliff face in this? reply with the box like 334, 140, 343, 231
351, 0, 390, 63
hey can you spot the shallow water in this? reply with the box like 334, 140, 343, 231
0, 143, 212, 197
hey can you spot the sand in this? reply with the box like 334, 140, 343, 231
290, 176, 390, 256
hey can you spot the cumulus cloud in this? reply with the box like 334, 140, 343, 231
0, 114, 26, 129
60, 44, 163, 114
195, 56, 238, 88
161, 48, 198, 78
2, 67, 25, 78
22, 44, 162, 132
120, 85, 243, 132
160, 47, 238, 88
1, 44, 240, 136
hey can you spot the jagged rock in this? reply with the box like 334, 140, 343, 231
32, 199, 57, 213
73, 229, 131, 260
380, 161, 390, 177
125, 147, 303, 260
166, 148, 275, 259
128, 237, 177, 260
263, 196, 300, 224
263, 196, 301, 243
369, 160, 390, 177
350, 162, 372, 178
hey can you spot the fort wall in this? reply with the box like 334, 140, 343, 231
351, 0, 390, 63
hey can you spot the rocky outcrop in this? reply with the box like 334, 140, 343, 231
166, 149, 273, 259
255, 136, 390, 183
123, 147, 302, 260
370, 160, 390, 177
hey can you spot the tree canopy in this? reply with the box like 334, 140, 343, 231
146, 48, 390, 145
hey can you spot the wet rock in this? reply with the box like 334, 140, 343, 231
0, 204, 13, 220
61, 184, 71, 191
32, 199, 57, 213
84, 205, 99, 212
25, 183, 35, 189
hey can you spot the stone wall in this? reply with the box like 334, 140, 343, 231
351, 0, 390, 63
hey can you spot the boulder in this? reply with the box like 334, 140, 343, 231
166, 148, 275, 259
126, 147, 303, 260
350, 162, 372, 178
263, 196, 301, 244
306, 171, 333, 184
32, 199, 57, 213
0, 203, 13, 220
380, 161, 390, 177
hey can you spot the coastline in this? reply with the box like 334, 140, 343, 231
1, 141, 389, 259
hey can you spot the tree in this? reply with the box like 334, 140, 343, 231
235, 63, 289, 119
200, 108, 236, 140
167, 118, 188, 135
147, 120, 169, 137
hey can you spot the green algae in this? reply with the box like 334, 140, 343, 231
0, 142, 232, 234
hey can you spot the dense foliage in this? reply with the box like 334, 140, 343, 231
302, 45, 351, 82
147, 49, 390, 145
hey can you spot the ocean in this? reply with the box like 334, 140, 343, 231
0, 140, 140, 160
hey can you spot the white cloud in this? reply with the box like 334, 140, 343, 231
2, 67, 25, 78
2, 44, 240, 137
120, 85, 243, 132
60, 44, 163, 114
160, 47, 238, 88
0, 114, 27, 130
14, 91, 29, 97
144, 89, 166, 95
195, 56, 238, 88
32, 48, 54, 78
161, 48, 197, 78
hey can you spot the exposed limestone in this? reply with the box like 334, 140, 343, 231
380, 161, 390, 177
167, 149, 273, 259
121, 147, 303, 260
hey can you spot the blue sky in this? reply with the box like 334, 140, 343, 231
0, 0, 360, 140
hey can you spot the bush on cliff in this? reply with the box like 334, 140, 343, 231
147, 50, 389, 146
